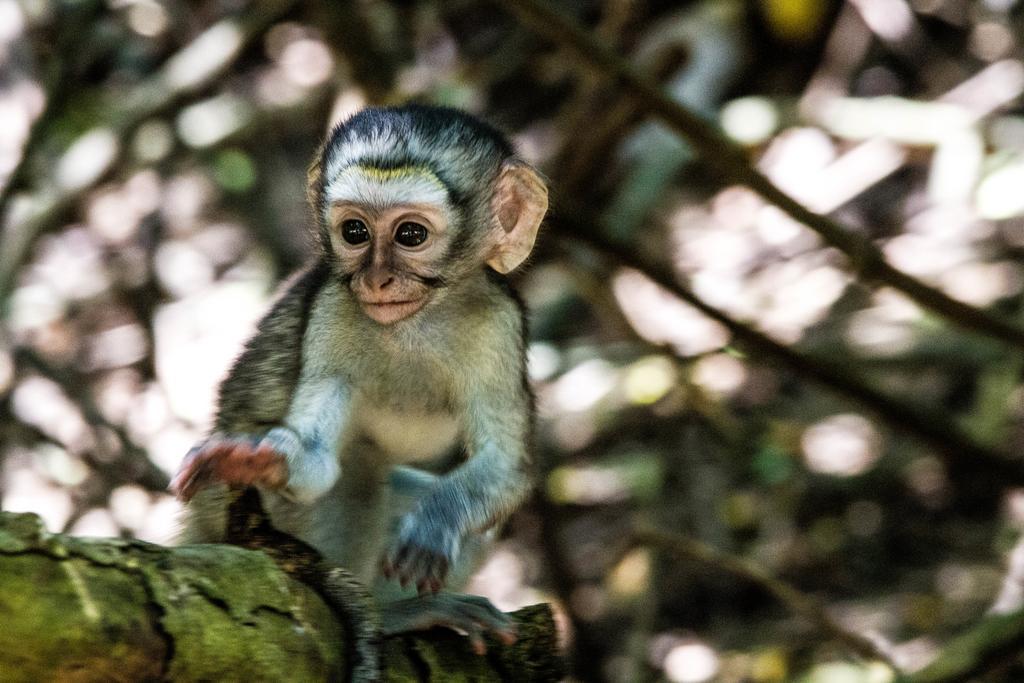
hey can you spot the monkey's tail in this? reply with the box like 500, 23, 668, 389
224, 488, 383, 682
318, 565, 383, 683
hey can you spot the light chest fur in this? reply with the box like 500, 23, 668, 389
354, 403, 460, 462
301, 277, 519, 465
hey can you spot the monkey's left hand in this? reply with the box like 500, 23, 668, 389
171, 434, 289, 501
382, 513, 461, 594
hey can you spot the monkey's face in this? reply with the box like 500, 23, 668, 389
329, 200, 451, 325
314, 109, 549, 326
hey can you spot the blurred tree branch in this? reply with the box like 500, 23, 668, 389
494, 0, 1024, 351
631, 526, 897, 667
637, 526, 1024, 681
312, 2, 407, 102
0, 0, 299, 302
14, 347, 169, 493
900, 609, 1024, 683
0, 0, 105, 212
552, 212, 1024, 484
532, 483, 609, 683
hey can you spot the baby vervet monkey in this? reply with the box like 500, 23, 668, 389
171, 105, 547, 668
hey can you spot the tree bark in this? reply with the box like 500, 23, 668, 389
0, 511, 563, 682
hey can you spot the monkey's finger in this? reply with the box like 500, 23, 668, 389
169, 445, 207, 492
222, 441, 260, 477
394, 554, 416, 588
391, 557, 411, 581
411, 557, 448, 593
415, 574, 443, 596
171, 439, 249, 499
168, 471, 195, 500
457, 599, 517, 645
169, 457, 195, 493
486, 615, 518, 646
425, 555, 449, 590
379, 558, 394, 579
448, 604, 510, 653
388, 545, 415, 578
250, 443, 289, 488
424, 569, 446, 595
392, 544, 411, 567
383, 559, 406, 584
206, 440, 289, 489
178, 463, 220, 501
170, 457, 213, 501
406, 552, 437, 593
173, 474, 204, 502
407, 557, 429, 593
465, 626, 487, 656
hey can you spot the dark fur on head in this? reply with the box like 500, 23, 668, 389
308, 105, 520, 270
323, 105, 513, 195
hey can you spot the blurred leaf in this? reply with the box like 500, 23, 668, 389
752, 444, 794, 485
546, 451, 663, 505
758, 0, 829, 44
960, 355, 1023, 447
212, 148, 257, 193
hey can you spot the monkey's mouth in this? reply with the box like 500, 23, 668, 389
358, 297, 428, 325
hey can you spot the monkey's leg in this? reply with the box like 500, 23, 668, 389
379, 592, 516, 656
304, 438, 393, 583
376, 538, 513, 656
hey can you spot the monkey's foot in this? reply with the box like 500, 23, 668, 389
380, 593, 517, 655
170, 436, 288, 501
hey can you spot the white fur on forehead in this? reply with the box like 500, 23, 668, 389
324, 165, 450, 213
324, 128, 404, 182
322, 117, 504, 195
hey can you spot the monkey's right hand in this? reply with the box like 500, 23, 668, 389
170, 434, 289, 502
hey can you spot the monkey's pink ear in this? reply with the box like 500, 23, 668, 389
488, 160, 548, 274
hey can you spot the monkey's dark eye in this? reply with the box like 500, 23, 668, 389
395, 222, 428, 247
341, 219, 369, 245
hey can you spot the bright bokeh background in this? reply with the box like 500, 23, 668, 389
2, 1, 1024, 681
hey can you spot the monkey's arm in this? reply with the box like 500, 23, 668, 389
217, 262, 329, 432
384, 374, 531, 593
172, 262, 336, 501
175, 373, 352, 502
266, 369, 351, 503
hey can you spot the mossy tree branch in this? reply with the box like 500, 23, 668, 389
0, 511, 563, 682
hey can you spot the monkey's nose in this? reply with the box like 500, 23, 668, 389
363, 266, 396, 292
